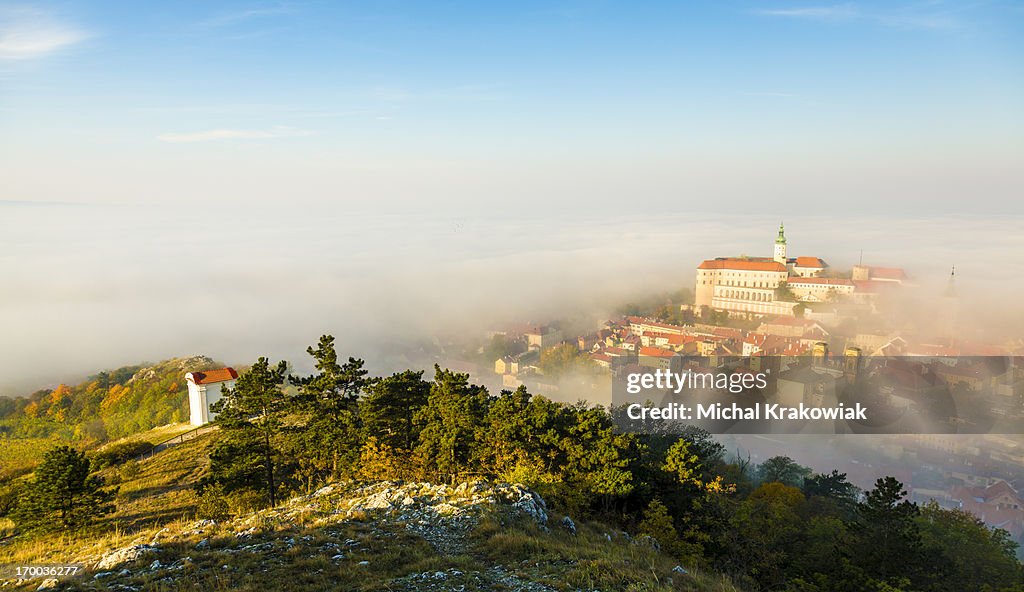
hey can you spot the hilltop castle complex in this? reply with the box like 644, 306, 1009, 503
695, 224, 906, 317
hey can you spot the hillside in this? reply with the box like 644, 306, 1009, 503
0, 433, 741, 592
0, 357, 223, 477
4, 344, 1021, 591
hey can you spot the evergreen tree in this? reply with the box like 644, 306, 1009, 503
724, 482, 804, 590
558, 404, 636, 510
13, 445, 115, 531
638, 499, 682, 557
361, 370, 430, 452
475, 387, 562, 486
853, 477, 923, 587
207, 357, 289, 507
414, 366, 488, 482
290, 335, 372, 482
802, 469, 859, 517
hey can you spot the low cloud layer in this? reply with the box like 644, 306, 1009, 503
1, 203, 1021, 396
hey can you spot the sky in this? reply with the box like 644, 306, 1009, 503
1, 0, 1021, 211
1, 1, 1023, 394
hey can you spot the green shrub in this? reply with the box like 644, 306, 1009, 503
196, 483, 230, 520
92, 441, 153, 470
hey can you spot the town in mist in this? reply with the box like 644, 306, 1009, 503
2, 202, 1021, 397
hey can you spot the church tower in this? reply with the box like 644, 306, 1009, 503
773, 222, 787, 264
942, 266, 959, 343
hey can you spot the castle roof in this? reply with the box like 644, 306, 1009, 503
698, 258, 787, 272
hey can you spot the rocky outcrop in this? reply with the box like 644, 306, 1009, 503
334, 480, 547, 525
274, 480, 547, 556
94, 544, 158, 571
41, 479, 718, 592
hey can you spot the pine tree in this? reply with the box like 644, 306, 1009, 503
208, 357, 289, 507
13, 445, 115, 531
475, 387, 561, 486
414, 366, 488, 483
854, 477, 923, 586
361, 370, 430, 453
802, 469, 859, 517
290, 335, 372, 481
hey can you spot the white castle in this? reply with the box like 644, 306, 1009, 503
694, 223, 905, 317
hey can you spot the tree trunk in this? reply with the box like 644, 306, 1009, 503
265, 429, 276, 507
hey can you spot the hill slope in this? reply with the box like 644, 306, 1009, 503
0, 356, 223, 447
0, 435, 742, 592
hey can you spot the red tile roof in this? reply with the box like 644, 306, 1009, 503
983, 480, 1019, 501
698, 258, 787, 272
793, 256, 826, 268
869, 266, 907, 280
639, 346, 676, 358
711, 327, 745, 339
762, 316, 816, 326
188, 368, 238, 384
643, 332, 697, 346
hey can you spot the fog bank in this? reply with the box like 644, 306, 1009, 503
2, 203, 1021, 395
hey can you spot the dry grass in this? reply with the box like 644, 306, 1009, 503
97, 422, 196, 450
0, 429, 218, 569
0, 437, 64, 479
471, 513, 744, 592
0, 429, 747, 591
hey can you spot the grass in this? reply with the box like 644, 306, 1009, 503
0, 437, 65, 480
97, 422, 197, 450
0, 428, 218, 570
0, 430, 747, 591
0, 422, 194, 481
471, 513, 743, 592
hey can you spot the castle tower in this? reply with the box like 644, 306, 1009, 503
942, 266, 958, 343
773, 222, 787, 264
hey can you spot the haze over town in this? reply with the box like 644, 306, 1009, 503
2, 205, 1022, 396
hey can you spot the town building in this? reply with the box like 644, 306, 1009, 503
526, 325, 563, 350
949, 481, 1024, 541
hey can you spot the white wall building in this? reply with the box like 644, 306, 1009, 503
186, 368, 238, 426
693, 224, 901, 317
787, 277, 855, 302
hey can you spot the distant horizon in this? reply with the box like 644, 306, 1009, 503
2, 1, 1021, 394
3, 205, 1021, 397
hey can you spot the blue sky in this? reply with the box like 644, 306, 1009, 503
1, 0, 1022, 211
1, 1, 1023, 391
